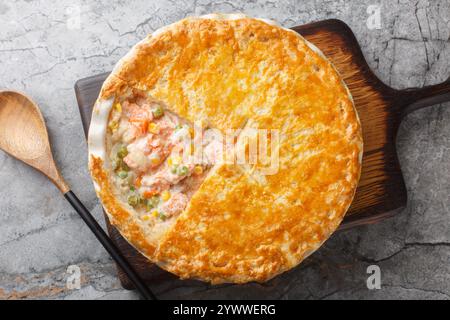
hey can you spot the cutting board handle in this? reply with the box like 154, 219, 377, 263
399, 76, 450, 118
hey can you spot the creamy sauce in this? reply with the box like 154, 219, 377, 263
106, 90, 219, 223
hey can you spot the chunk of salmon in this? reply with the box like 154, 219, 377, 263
123, 148, 150, 173
159, 192, 188, 217
123, 100, 153, 121
120, 101, 152, 141
124, 139, 166, 172
140, 167, 173, 194
140, 163, 194, 194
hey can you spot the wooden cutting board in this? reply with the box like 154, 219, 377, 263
75, 19, 450, 289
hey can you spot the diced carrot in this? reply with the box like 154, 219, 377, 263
135, 175, 143, 188
143, 190, 158, 199
129, 117, 144, 123
129, 118, 149, 135
140, 119, 149, 134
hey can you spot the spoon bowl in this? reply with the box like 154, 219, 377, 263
0, 90, 68, 192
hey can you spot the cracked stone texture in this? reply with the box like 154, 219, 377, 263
0, 0, 449, 300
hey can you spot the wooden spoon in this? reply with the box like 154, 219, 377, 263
0, 90, 156, 300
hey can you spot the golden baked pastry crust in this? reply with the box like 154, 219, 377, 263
89, 14, 363, 283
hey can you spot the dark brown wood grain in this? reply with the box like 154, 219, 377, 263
75, 19, 450, 290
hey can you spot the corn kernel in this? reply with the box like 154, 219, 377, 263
108, 120, 118, 131
168, 156, 181, 167
152, 210, 159, 218
114, 102, 122, 113
173, 156, 182, 164
151, 156, 161, 165
141, 215, 150, 221
194, 165, 203, 175
161, 190, 171, 201
148, 122, 160, 134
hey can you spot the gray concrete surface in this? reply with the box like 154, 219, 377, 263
0, 0, 449, 300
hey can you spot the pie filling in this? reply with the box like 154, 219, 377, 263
106, 90, 221, 224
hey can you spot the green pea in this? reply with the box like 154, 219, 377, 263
121, 161, 130, 171
130, 186, 135, 192
145, 195, 160, 211
159, 212, 167, 221
152, 106, 164, 118
146, 202, 156, 212
117, 170, 128, 179
117, 145, 128, 159
111, 158, 120, 170
127, 195, 139, 207
170, 165, 178, 174
177, 165, 189, 176
151, 195, 160, 207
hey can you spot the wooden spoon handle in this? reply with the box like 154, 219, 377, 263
64, 190, 157, 300
399, 76, 450, 118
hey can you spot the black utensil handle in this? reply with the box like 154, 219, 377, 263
64, 190, 157, 300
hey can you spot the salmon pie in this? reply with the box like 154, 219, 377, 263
88, 14, 363, 284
